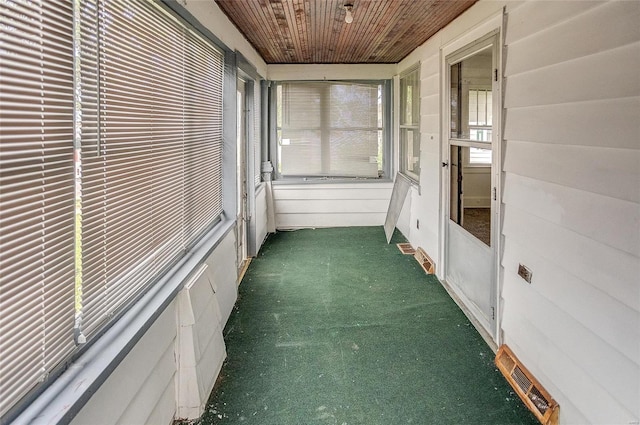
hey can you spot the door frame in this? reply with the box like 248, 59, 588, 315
236, 77, 248, 276
439, 13, 504, 346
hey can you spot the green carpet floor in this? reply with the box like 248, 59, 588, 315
198, 227, 538, 425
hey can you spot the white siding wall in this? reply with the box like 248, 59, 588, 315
273, 183, 393, 229
267, 64, 395, 81
396, 1, 639, 423
405, 46, 444, 263
70, 231, 238, 425
501, 2, 640, 423
70, 302, 178, 425
204, 231, 239, 325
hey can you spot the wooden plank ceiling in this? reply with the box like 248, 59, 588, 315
214, 0, 477, 64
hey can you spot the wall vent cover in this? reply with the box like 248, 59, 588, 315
414, 247, 435, 274
397, 243, 416, 255
495, 345, 559, 425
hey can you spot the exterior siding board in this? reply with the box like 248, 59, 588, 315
503, 141, 640, 203
502, 1, 640, 423
69, 304, 177, 425
504, 42, 640, 108
504, 97, 640, 150
504, 1, 605, 45
505, 2, 640, 76
272, 184, 393, 229
503, 173, 640, 257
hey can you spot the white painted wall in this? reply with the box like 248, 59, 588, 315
500, 2, 640, 423
70, 300, 178, 425
395, 1, 640, 423
273, 182, 393, 229
267, 64, 395, 81
463, 167, 491, 208
182, 0, 267, 77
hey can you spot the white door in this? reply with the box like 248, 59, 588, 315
444, 32, 500, 339
237, 79, 248, 276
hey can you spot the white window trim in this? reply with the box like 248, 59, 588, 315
272, 80, 393, 182
399, 63, 421, 183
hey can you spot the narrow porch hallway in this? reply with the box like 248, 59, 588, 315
198, 227, 537, 424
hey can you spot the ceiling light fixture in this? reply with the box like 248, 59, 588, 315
344, 3, 354, 24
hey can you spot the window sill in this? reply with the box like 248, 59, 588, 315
273, 177, 393, 185
11, 217, 235, 425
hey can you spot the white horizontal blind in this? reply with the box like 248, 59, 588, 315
183, 29, 224, 243
0, 0, 76, 418
277, 82, 381, 178
80, 0, 224, 337
278, 83, 322, 175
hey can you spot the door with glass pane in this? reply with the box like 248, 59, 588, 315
444, 32, 499, 338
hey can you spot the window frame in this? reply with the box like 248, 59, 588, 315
270, 79, 393, 182
465, 87, 493, 167
78, 0, 227, 342
399, 64, 421, 183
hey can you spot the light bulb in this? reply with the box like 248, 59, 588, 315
344, 4, 353, 24
345, 10, 353, 24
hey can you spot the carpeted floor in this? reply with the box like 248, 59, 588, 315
197, 227, 537, 425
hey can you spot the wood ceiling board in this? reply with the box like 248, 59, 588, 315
214, 0, 477, 64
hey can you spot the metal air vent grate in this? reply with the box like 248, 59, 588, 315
495, 345, 559, 425
414, 247, 435, 274
397, 243, 416, 255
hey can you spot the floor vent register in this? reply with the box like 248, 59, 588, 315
397, 243, 435, 275
495, 345, 559, 425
